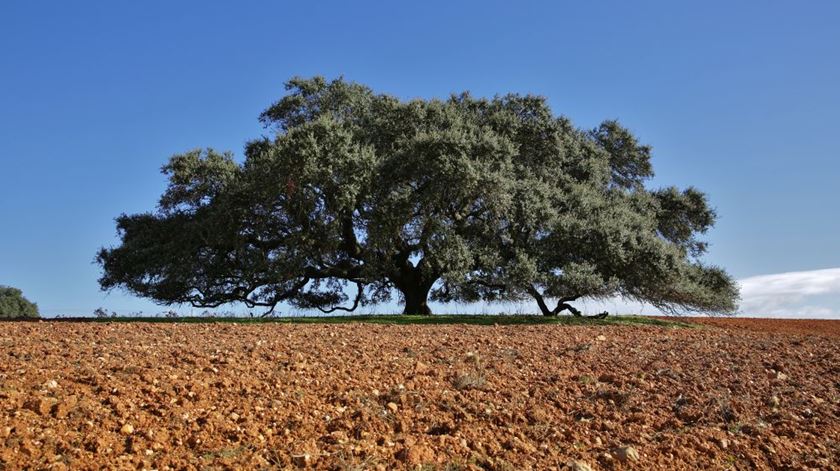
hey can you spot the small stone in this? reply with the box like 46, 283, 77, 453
45, 380, 59, 389
613, 445, 640, 462
386, 402, 399, 412
120, 424, 134, 435
767, 395, 780, 408
595, 335, 607, 342
569, 461, 593, 471
775, 371, 788, 381
719, 438, 729, 450
594, 436, 603, 446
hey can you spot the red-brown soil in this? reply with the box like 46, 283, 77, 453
683, 316, 840, 337
1, 318, 837, 470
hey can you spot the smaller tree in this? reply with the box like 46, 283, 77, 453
0, 286, 40, 318
93, 307, 117, 318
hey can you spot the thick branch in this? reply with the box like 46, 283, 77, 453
315, 282, 364, 314
527, 286, 581, 316
186, 276, 311, 312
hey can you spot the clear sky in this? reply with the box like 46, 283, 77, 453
1, 1, 839, 317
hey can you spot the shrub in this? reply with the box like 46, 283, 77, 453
0, 285, 40, 318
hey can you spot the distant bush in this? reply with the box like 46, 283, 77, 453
93, 307, 114, 318
0, 286, 40, 318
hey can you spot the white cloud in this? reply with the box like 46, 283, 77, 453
736, 267, 840, 318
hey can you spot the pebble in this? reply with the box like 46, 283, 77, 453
387, 402, 399, 412
595, 335, 607, 342
120, 424, 134, 435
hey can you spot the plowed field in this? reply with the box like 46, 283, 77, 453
1, 318, 837, 470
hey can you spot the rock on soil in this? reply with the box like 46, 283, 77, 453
614, 445, 640, 462
0, 318, 838, 469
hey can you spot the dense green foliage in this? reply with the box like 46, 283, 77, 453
98, 77, 739, 316
0, 285, 39, 318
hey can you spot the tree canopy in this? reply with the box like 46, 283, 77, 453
97, 76, 739, 316
0, 285, 39, 318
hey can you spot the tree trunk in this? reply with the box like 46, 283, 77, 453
391, 249, 437, 315
400, 283, 433, 315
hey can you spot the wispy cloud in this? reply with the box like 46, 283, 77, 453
737, 267, 840, 318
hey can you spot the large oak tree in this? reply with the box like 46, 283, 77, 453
97, 77, 738, 316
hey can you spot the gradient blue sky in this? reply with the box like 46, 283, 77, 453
1, 1, 839, 317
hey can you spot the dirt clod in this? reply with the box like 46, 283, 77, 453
23, 398, 56, 416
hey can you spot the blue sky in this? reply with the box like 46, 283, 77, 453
1, 1, 838, 317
